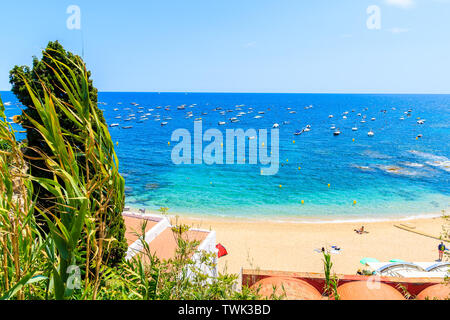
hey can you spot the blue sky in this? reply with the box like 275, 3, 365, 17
1, 0, 449, 93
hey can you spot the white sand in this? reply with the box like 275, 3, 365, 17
171, 214, 448, 275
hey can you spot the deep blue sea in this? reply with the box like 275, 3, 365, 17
2, 91, 449, 222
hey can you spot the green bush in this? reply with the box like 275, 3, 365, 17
9, 41, 127, 266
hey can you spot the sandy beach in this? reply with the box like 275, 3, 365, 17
165, 214, 449, 275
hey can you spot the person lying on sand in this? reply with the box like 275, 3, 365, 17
354, 226, 368, 234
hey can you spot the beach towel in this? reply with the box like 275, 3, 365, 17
216, 243, 228, 258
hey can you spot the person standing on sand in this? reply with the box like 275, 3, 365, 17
438, 242, 446, 261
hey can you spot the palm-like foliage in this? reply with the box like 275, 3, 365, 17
20, 53, 126, 299
0, 95, 47, 300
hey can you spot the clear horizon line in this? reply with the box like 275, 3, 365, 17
2, 89, 450, 95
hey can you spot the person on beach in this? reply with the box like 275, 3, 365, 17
354, 226, 366, 234
438, 242, 446, 261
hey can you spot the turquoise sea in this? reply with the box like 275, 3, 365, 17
2, 92, 449, 222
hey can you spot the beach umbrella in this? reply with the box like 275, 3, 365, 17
360, 257, 379, 265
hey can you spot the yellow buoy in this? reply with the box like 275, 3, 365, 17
279, 185, 282, 188
352, 138, 355, 142
168, 141, 170, 146
301, 200, 305, 205
262, 142, 265, 147
221, 143, 223, 147
298, 167, 301, 170
286, 159, 288, 162
293, 140, 296, 144
328, 184, 331, 188
116, 141, 119, 146
12, 115, 21, 124
353, 200, 357, 205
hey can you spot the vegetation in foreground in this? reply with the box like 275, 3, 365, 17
9, 41, 127, 267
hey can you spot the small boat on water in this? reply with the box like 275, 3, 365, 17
109, 123, 119, 127
333, 129, 341, 136
218, 121, 226, 125
330, 125, 336, 130
177, 105, 186, 110
115, 116, 122, 119
294, 130, 304, 136
273, 123, 280, 128
371, 118, 376, 121
417, 119, 426, 124
352, 127, 358, 131
122, 126, 133, 129
254, 115, 263, 119
161, 122, 168, 126
230, 118, 239, 123
368, 130, 375, 137
329, 115, 334, 118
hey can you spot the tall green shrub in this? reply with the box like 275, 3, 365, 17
9, 41, 127, 266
